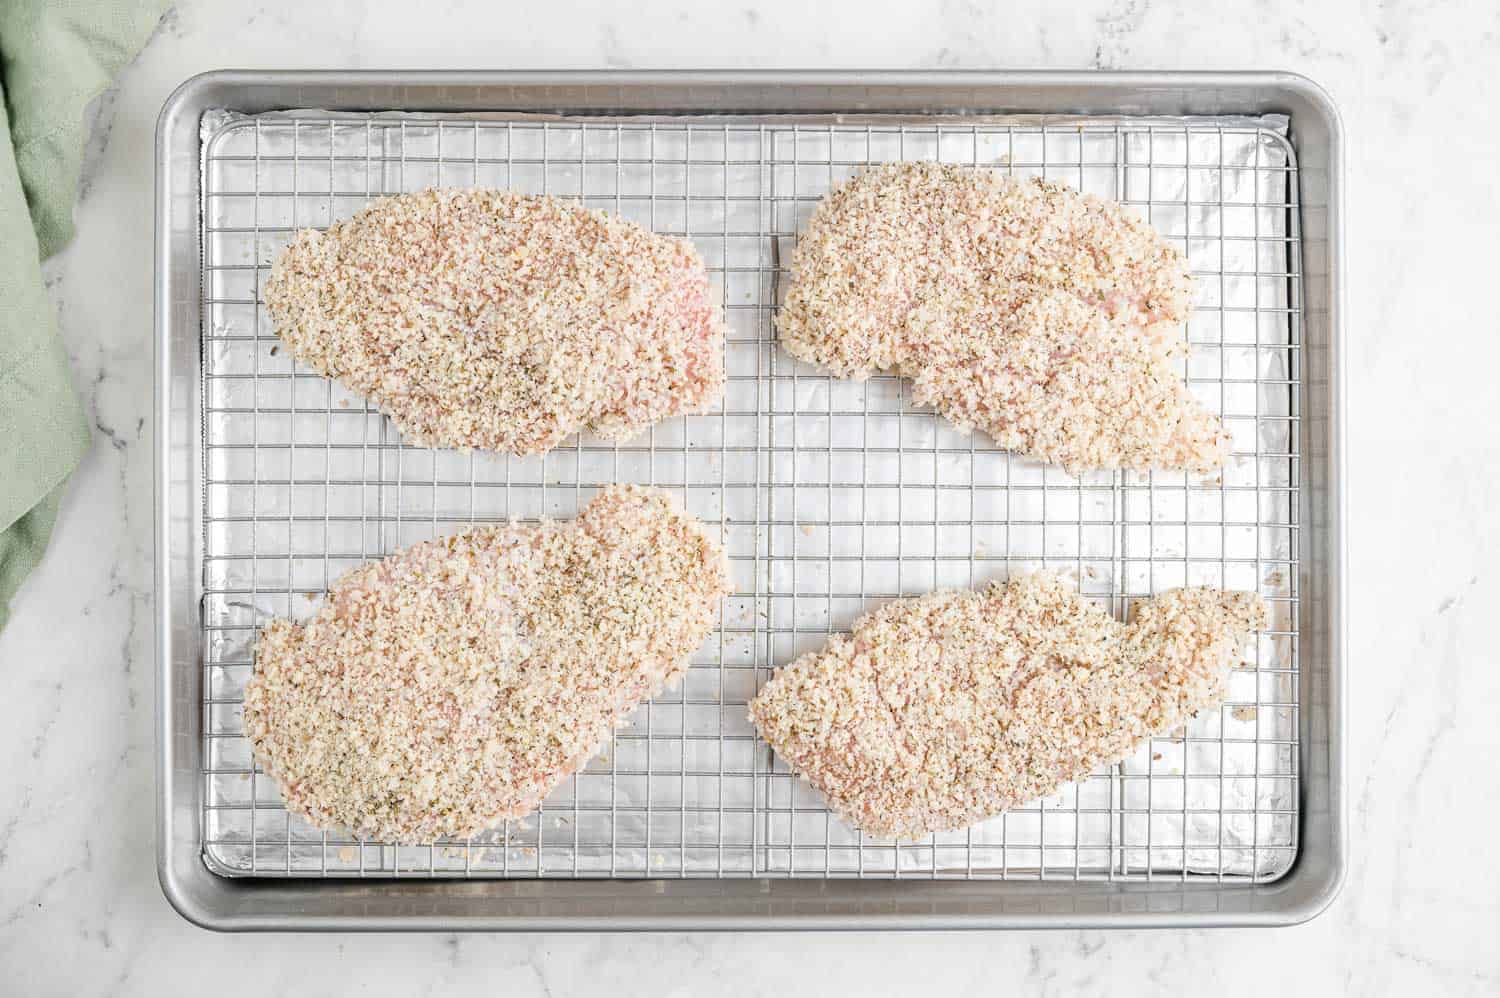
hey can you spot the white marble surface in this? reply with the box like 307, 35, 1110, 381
2, 0, 1498, 993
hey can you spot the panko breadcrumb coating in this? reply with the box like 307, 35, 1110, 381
749, 573, 1265, 839
777, 163, 1230, 474
243, 486, 731, 843
264, 188, 726, 455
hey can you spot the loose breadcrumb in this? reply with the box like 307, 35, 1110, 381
748, 573, 1266, 839
777, 163, 1230, 474
264, 188, 727, 455
243, 486, 731, 843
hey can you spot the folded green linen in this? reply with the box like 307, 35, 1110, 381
0, 0, 169, 630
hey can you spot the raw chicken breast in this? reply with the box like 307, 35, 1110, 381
777, 163, 1230, 474
243, 486, 730, 843
749, 573, 1265, 839
265, 188, 726, 455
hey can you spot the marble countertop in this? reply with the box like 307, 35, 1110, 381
3, 0, 1498, 993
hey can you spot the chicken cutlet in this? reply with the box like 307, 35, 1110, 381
749, 573, 1265, 839
243, 486, 730, 843
265, 188, 726, 455
777, 162, 1230, 474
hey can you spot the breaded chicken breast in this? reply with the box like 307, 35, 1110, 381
243, 486, 730, 843
749, 573, 1265, 839
777, 163, 1230, 474
265, 189, 726, 455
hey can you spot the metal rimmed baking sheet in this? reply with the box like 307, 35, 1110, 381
157, 71, 1344, 929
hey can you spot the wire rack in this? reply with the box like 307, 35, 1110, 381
198, 111, 1301, 881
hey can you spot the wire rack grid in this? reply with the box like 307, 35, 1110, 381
197, 111, 1301, 881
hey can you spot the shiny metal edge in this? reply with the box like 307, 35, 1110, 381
155, 69, 1346, 931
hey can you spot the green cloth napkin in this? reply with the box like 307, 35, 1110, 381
0, 0, 169, 630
